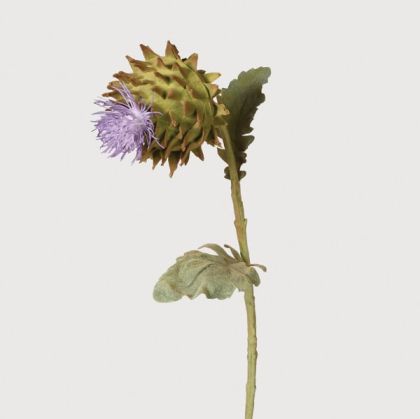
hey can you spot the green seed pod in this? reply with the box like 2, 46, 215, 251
105, 41, 229, 176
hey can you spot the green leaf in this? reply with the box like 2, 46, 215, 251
199, 243, 231, 258
217, 67, 271, 179
223, 244, 242, 261
153, 245, 261, 302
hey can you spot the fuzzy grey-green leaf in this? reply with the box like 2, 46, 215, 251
199, 243, 231, 258
153, 248, 261, 302
223, 244, 242, 261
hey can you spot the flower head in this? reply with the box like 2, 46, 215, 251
94, 83, 159, 162
102, 42, 228, 176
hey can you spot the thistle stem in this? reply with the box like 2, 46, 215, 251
219, 125, 257, 419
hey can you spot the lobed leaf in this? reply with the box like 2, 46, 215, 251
153, 245, 262, 302
217, 67, 271, 179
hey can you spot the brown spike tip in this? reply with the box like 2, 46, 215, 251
185, 53, 198, 70
140, 44, 159, 60
165, 41, 180, 59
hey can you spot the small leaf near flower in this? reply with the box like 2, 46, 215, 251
217, 67, 271, 180
153, 245, 262, 302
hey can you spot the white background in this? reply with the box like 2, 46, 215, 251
1, 0, 419, 418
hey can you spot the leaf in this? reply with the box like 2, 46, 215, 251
217, 67, 271, 179
199, 243, 231, 258
153, 246, 261, 303
223, 244, 242, 261
250, 263, 267, 272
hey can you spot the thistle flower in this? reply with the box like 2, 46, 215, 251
104, 41, 229, 175
94, 83, 159, 162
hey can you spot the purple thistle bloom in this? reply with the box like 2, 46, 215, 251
93, 83, 159, 162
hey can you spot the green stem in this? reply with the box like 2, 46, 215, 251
219, 125, 257, 419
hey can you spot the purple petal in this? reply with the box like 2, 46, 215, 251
93, 82, 160, 162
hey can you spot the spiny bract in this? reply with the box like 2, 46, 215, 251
105, 41, 229, 176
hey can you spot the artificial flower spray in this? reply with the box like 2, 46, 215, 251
93, 41, 270, 419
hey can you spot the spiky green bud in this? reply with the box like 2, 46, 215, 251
105, 41, 229, 175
